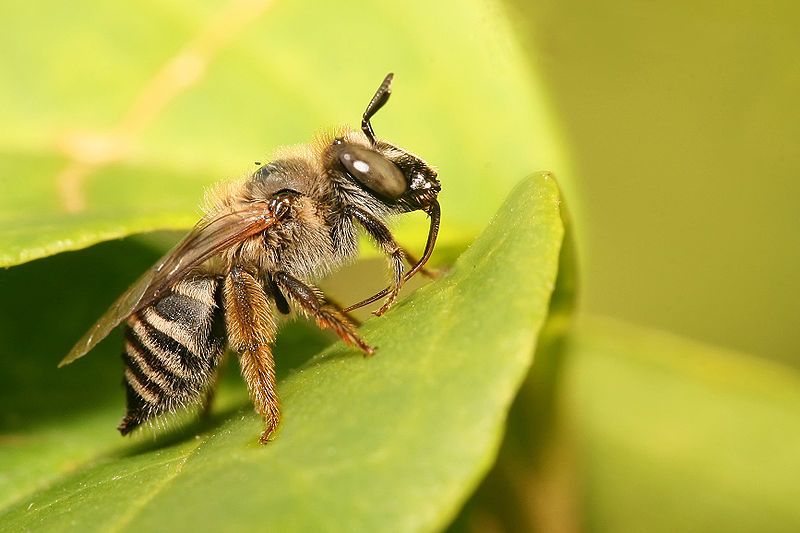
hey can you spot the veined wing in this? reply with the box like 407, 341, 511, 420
60, 201, 280, 366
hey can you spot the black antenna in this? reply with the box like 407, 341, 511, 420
361, 73, 394, 145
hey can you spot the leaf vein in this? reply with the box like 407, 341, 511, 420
54, 0, 278, 213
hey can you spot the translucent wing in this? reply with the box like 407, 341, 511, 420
60, 202, 280, 366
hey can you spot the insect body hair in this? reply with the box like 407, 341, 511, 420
63, 74, 442, 444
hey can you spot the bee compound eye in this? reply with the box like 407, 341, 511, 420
338, 146, 407, 201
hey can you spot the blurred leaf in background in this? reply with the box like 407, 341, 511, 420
503, 0, 800, 363
566, 317, 800, 533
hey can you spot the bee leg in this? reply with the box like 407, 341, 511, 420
223, 267, 280, 444
266, 271, 363, 326
265, 273, 291, 315
322, 294, 362, 327
347, 206, 405, 316
399, 247, 439, 279
272, 271, 376, 357
375, 249, 404, 317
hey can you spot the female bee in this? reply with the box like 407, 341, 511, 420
61, 74, 441, 444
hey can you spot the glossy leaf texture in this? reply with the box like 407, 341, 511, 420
0, 174, 565, 531
0, 0, 568, 267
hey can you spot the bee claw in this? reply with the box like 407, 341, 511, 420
373, 292, 399, 317
259, 418, 279, 444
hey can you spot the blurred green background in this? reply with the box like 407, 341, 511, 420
1, 0, 799, 531
509, 0, 800, 365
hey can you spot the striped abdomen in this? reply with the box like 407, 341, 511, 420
118, 276, 225, 435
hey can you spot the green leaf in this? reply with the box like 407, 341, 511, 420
0, 0, 569, 267
0, 174, 565, 531
450, 315, 800, 533
447, 201, 579, 533
454, 316, 800, 533
568, 318, 800, 532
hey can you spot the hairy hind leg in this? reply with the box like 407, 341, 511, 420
272, 271, 375, 356
223, 267, 280, 444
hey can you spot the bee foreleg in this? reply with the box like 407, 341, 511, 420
272, 271, 375, 357
347, 206, 405, 316
223, 267, 280, 444
399, 247, 438, 279
265, 273, 291, 315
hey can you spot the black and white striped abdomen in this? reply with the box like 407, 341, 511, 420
118, 276, 225, 435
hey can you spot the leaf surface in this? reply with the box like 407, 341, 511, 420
0, 174, 565, 532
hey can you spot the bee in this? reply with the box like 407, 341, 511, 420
60, 73, 441, 444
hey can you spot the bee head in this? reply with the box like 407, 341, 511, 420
325, 73, 442, 314
331, 73, 441, 214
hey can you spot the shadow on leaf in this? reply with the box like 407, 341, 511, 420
0, 233, 335, 435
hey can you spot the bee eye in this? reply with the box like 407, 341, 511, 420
338, 146, 407, 200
